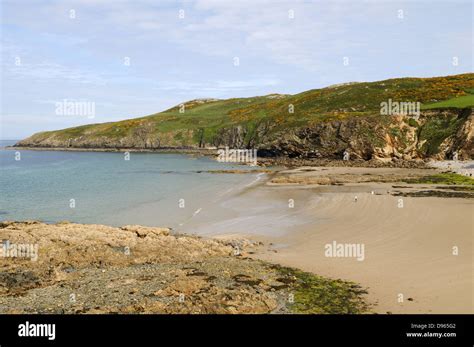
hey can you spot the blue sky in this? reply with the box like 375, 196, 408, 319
1, 0, 472, 139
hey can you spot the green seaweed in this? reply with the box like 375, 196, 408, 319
404, 173, 474, 186
275, 265, 370, 314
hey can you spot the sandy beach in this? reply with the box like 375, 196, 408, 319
1, 158, 472, 314
185, 166, 474, 314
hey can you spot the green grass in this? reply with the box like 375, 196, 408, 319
405, 173, 474, 186
422, 94, 474, 110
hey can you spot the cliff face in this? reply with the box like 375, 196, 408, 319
260, 108, 473, 161
16, 108, 473, 161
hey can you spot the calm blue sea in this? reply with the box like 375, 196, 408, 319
0, 140, 263, 228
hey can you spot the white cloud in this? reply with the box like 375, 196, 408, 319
1, 0, 358, 71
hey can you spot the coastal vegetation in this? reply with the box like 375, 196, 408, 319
275, 266, 370, 314
421, 94, 474, 110
16, 73, 474, 161
404, 172, 474, 186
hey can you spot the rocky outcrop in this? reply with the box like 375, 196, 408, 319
15, 109, 473, 161
258, 108, 473, 161
437, 108, 474, 159
0, 221, 369, 314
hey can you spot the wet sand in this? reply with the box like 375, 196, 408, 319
182, 167, 474, 313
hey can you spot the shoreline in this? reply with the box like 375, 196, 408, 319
181, 166, 474, 314
1, 147, 473, 313
6, 145, 218, 156
7, 145, 469, 170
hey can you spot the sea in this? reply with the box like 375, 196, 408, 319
0, 140, 266, 229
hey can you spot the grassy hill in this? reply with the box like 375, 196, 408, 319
16, 73, 474, 160
421, 94, 474, 110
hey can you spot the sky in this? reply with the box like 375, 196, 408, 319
1, 0, 472, 139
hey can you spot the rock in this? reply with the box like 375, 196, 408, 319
120, 225, 170, 237
0, 221, 369, 314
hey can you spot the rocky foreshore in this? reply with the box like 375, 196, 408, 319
258, 157, 431, 169
0, 221, 369, 314
6, 145, 435, 169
